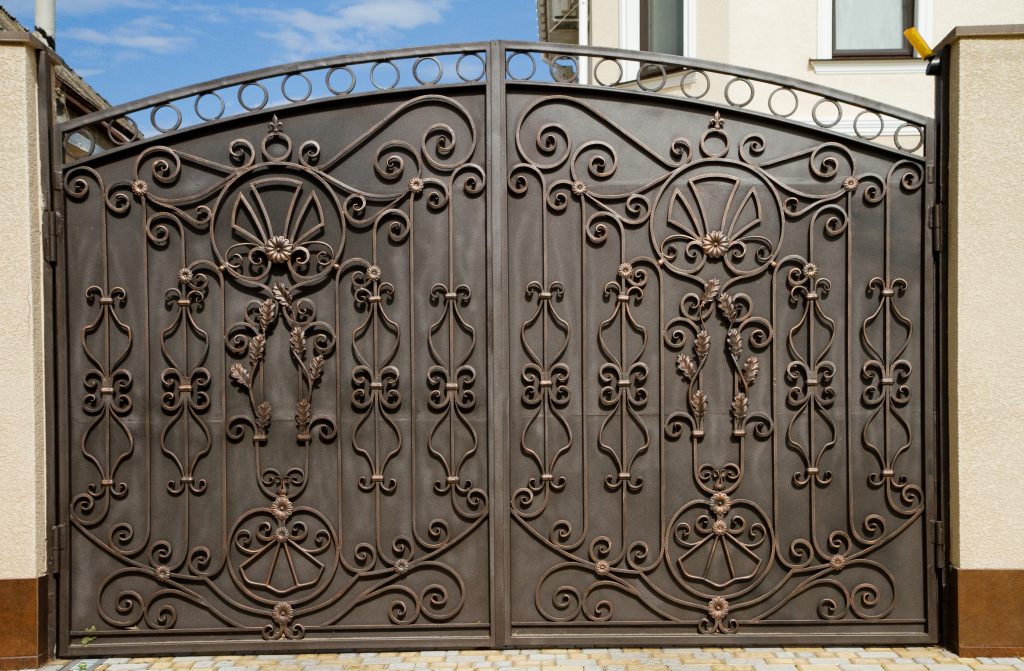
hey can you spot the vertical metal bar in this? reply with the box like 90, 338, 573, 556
921, 110, 942, 644
53, 132, 71, 658
485, 40, 511, 648
36, 45, 71, 658
932, 43, 953, 646
35, 44, 59, 662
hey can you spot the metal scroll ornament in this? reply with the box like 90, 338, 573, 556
58, 45, 933, 649
509, 100, 925, 634
64, 96, 488, 643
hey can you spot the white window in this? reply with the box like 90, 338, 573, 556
833, 0, 915, 58
813, 0, 931, 74
620, 0, 696, 58
641, 0, 687, 55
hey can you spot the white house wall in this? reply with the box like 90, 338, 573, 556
585, 0, 1024, 116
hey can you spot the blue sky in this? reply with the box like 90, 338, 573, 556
2, 0, 540, 104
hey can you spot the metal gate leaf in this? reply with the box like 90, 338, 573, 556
54, 43, 938, 654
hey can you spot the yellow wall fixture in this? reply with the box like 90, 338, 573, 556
904, 26, 935, 58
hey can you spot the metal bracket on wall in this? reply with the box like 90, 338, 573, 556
47, 523, 65, 575
43, 209, 62, 264
929, 203, 943, 254
932, 519, 946, 573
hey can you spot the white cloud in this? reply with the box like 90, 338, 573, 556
6, 0, 181, 17
340, 0, 452, 30
64, 27, 189, 52
251, 0, 453, 60
57, 0, 157, 13
63, 15, 190, 54
0, 0, 160, 16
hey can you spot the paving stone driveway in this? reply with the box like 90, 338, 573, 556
30, 647, 1024, 671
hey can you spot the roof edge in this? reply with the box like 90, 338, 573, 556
0, 3, 113, 112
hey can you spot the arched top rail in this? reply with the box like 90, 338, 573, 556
58, 40, 931, 164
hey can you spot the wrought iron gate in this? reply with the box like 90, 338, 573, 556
52, 42, 940, 655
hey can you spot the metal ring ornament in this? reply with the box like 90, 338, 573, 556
699, 129, 730, 159
282, 73, 313, 102
261, 128, 292, 162
412, 56, 443, 85
194, 91, 226, 122
894, 123, 924, 152
548, 55, 579, 83
724, 77, 755, 108
636, 62, 667, 92
811, 98, 842, 129
593, 57, 624, 87
150, 103, 183, 133
679, 69, 710, 99
107, 115, 140, 145
767, 86, 799, 118
238, 81, 270, 111
370, 60, 401, 90
64, 129, 96, 157
455, 52, 486, 82
852, 110, 885, 140
325, 66, 356, 95
505, 50, 536, 81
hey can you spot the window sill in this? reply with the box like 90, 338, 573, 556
809, 58, 927, 75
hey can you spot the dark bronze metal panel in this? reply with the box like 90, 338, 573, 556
59, 89, 492, 653
53, 42, 938, 654
503, 87, 935, 644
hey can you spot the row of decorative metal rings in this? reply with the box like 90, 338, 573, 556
59, 42, 930, 161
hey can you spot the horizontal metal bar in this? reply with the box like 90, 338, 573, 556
502, 41, 932, 126
58, 41, 493, 134
59, 40, 931, 138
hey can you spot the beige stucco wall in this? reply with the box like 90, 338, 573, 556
714, 0, 1024, 117
946, 32, 1024, 570
0, 42, 47, 580
585, 0, 1024, 117
590, 0, 619, 51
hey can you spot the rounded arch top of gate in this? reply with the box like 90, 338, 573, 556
58, 40, 931, 164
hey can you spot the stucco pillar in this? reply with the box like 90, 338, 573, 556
941, 25, 1024, 656
0, 37, 49, 669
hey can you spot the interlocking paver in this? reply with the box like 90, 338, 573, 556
26, 648, 1024, 671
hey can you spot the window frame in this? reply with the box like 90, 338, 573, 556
643, 0, 684, 55
638, 0, 693, 58
831, 0, 915, 59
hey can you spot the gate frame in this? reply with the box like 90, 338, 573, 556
41, 40, 947, 655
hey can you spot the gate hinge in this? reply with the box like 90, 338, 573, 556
932, 519, 946, 571
43, 208, 62, 264
52, 167, 63, 193
928, 202, 943, 254
47, 523, 66, 574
